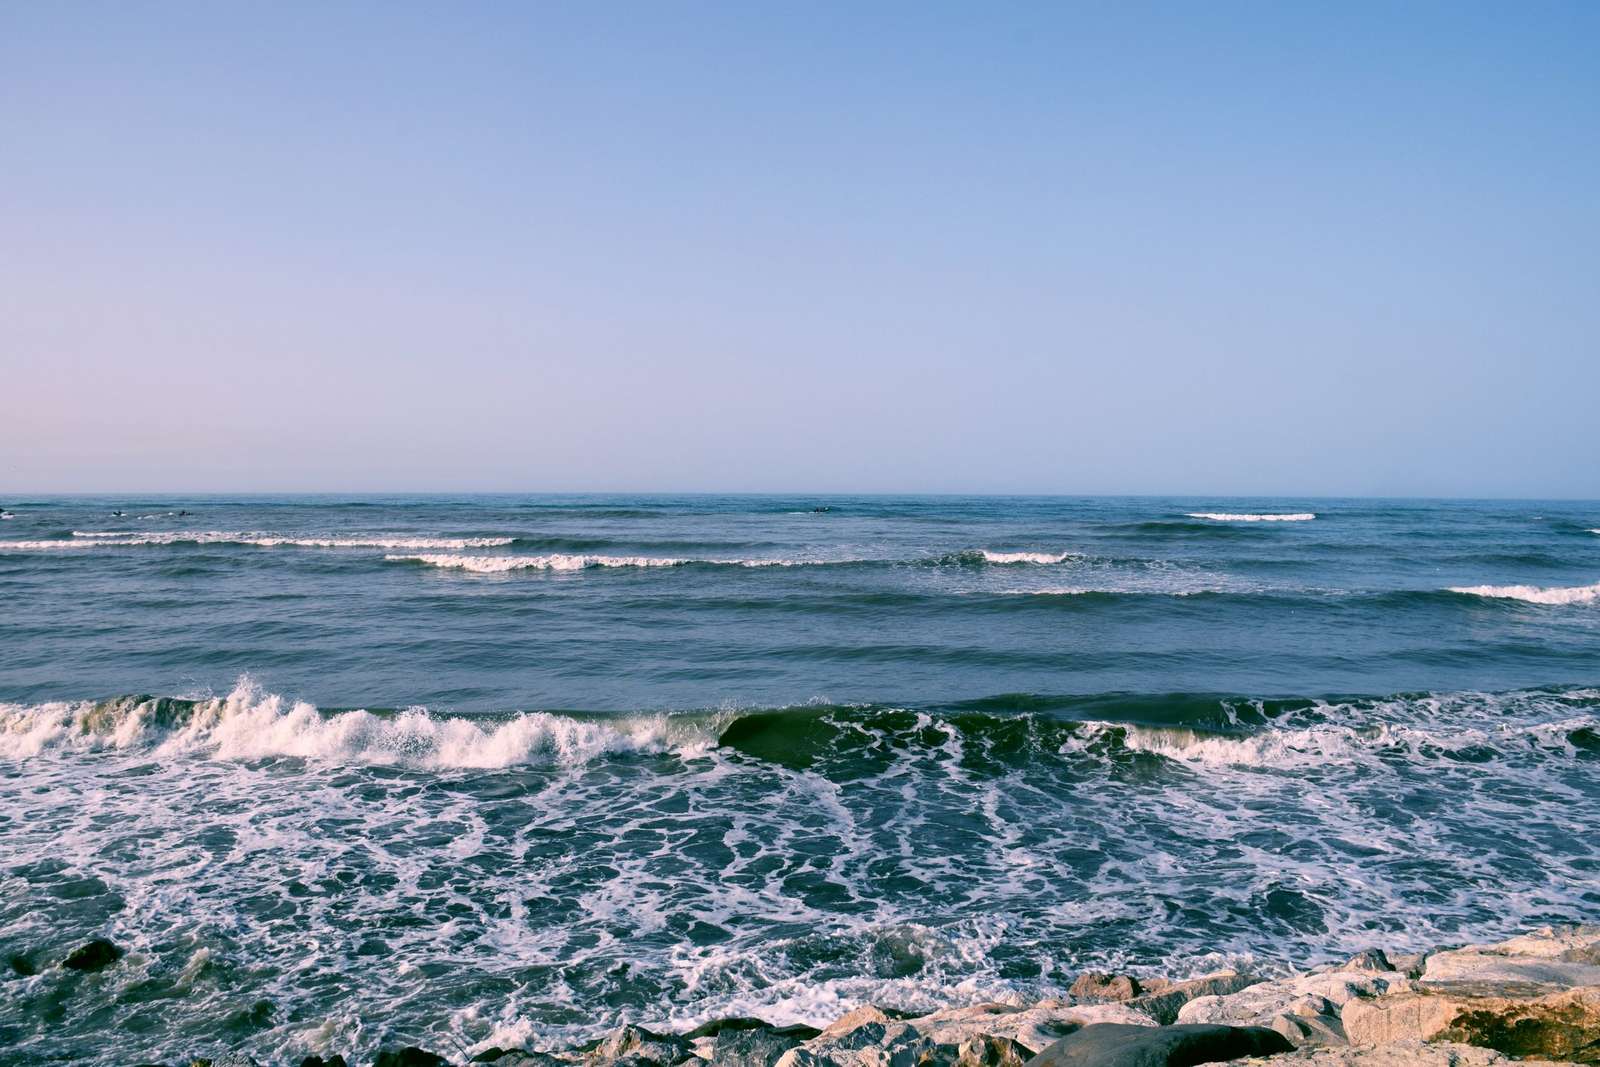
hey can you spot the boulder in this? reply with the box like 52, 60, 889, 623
681, 1019, 820, 1067
373, 1050, 448, 1067
63, 938, 123, 972
1176, 970, 1409, 1031
8, 953, 37, 977
1216, 1038, 1579, 1064
1027, 1022, 1292, 1066
1069, 973, 1142, 1002
1126, 975, 1264, 1025
584, 1025, 694, 1066
299, 1057, 348, 1067
1422, 927, 1600, 991
771, 1000, 1156, 1067
1341, 985, 1600, 1062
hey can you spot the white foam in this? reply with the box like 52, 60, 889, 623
385, 553, 853, 572
1187, 512, 1315, 522
389, 553, 691, 573
1448, 581, 1600, 606
3, 532, 516, 550
978, 550, 1077, 565
0, 680, 709, 768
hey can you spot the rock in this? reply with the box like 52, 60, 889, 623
1339, 951, 1393, 974
1422, 927, 1600, 991
584, 1025, 694, 1066
472, 1053, 568, 1066
300, 1058, 348, 1067
7, 953, 37, 977
1268, 1010, 1347, 1049
1216, 1038, 1579, 1064
1342, 985, 1600, 1061
952, 1034, 1029, 1066
1126, 974, 1264, 1025
1069, 973, 1142, 1002
1028, 1022, 1293, 1066
1176, 970, 1408, 1030
681, 1019, 820, 1067
63, 938, 123, 972
815, 1007, 896, 1041
372, 1049, 448, 1067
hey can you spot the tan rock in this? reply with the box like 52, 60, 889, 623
1068, 972, 1141, 1001
1125, 973, 1264, 1025
1424, 927, 1600, 991
1342, 985, 1600, 1062
1219, 1038, 1580, 1064
1176, 971, 1408, 1030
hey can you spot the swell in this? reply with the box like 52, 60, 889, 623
5, 682, 1596, 774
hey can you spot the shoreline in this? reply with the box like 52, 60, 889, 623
36, 924, 1600, 1067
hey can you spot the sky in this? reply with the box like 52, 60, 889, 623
2, 3, 1596, 497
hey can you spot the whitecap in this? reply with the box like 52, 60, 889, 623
1187, 512, 1315, 522
1448, 581, 1600, 606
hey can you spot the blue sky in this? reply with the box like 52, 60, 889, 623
2, 3, 1596, 495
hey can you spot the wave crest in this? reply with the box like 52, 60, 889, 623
1186, 512, 1315, 522
1448, 581, 1600, 606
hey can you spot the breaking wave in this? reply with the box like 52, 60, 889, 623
2, 532, 516, 550
387, 549, 1083, 573
1448, 581, 1600, 606
6, 682, 1596, 774
1187, 512, 1316, 522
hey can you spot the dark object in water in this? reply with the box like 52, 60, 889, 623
811, 506, 832, 512
300, 1056, 348, 1067
7, 953, 36, 977
62, 938, 123, 972
372, 1049, 447, 1067
1029, 1022, 1293, 1066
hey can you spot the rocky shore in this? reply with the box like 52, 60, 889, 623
74, 925, 1600, 1067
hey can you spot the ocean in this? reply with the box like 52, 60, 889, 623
2, 494, 1597, 1064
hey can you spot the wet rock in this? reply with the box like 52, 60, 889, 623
584, 1024, 694, 1066
471, 1052, 568, 1066
1069, 973, 1142, 1002
7, 953, 37, 977
1341, 984, 1600, 1061
1215, 1039, 1578, 1065
299, 1056, 348, 1067
372, 1049, 448, 1067
63, 938, 124, 972
1125, 974, 1265, 1026
1028, 1022, 1293, 1066
682, 1018, 820, 1067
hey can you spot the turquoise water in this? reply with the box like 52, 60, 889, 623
2, 495, 1598, 1063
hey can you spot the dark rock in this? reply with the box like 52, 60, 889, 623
63, 938, 123, 972
682, 1017, 820, 1041
300, 1056, 348, 1067
703, 1020, 819, 1067
1068, 972, 1142, 1002
8, 953, 37, 977
372, 1049, 448, 1067
1027, 1022, 1293, 1066
1124, 974, 1263, 1025
470, 1053, 565, 1067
